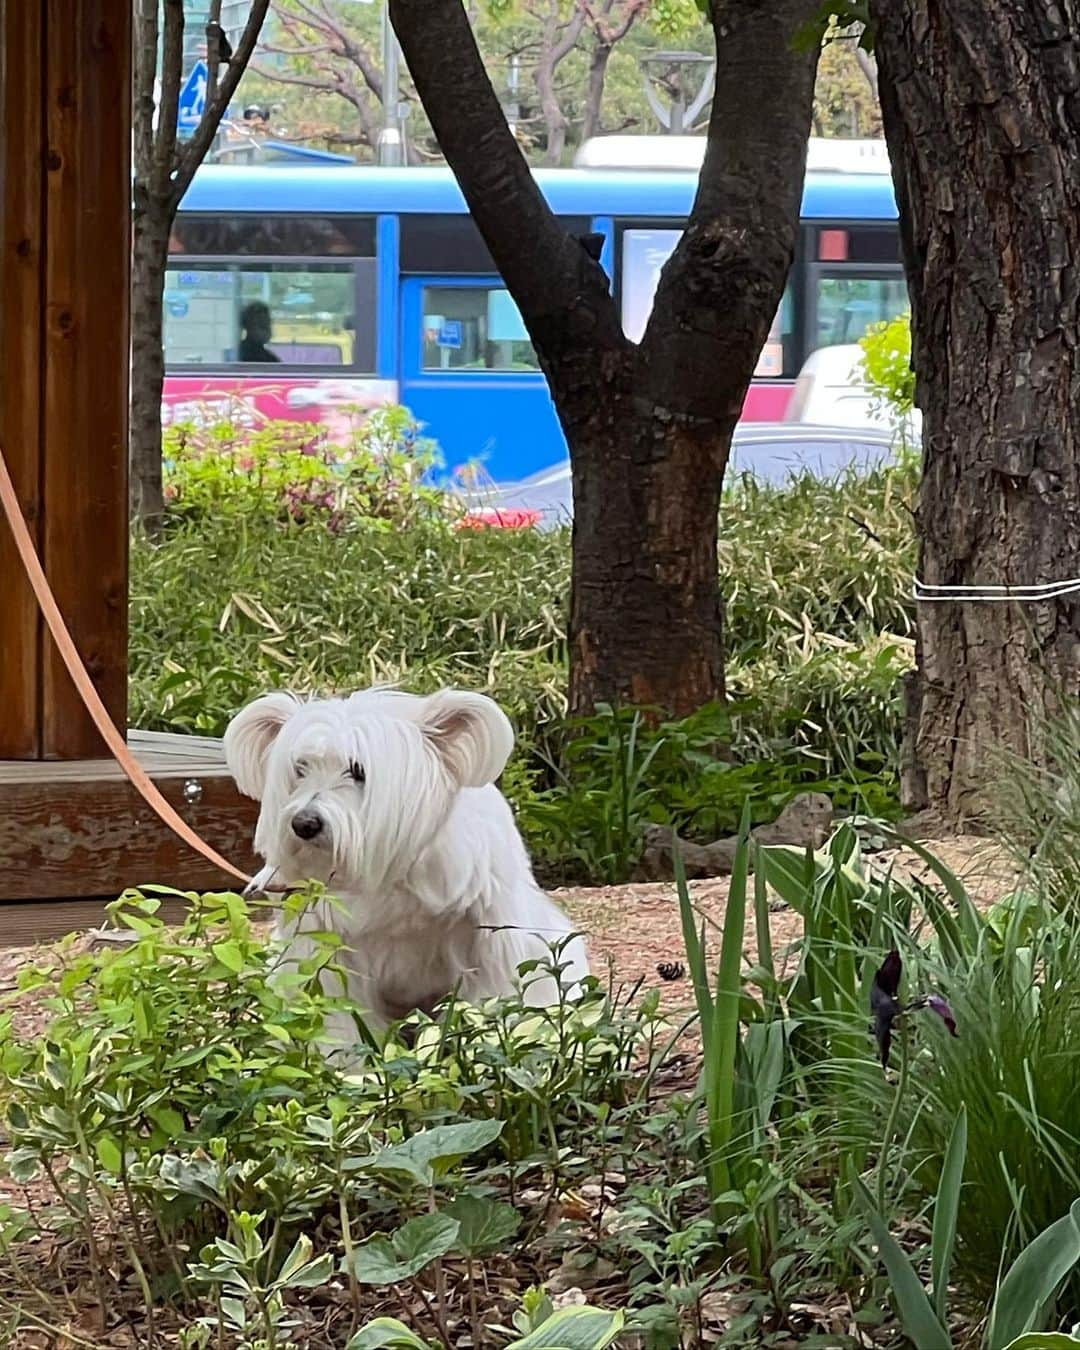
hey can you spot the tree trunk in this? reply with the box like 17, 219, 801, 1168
582, 39, 611, 143
870, 0, 1080, 822
391, 0, 819, 718
130, 203, 171, 530
563, 354, 726, 714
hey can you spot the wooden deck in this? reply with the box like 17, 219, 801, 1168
0, 730, 259, 941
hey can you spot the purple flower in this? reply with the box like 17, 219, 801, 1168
925, 994, 958, 1038
869, 950, 958, 1070
871, 950, 903, 1069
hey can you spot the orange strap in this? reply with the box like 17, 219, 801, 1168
0, 446, 250, 886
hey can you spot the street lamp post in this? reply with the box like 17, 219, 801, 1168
639, 50, 715, 135
340, 0, 405, 165
376, 0, 404, 166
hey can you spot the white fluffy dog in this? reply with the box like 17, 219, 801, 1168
224, 686, 589, 1041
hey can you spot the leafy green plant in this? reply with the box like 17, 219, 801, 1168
188, 1216, 333, 1350
856, 1161, 1080, 1349
858, 311, 915, 424
163, 405, 446, 530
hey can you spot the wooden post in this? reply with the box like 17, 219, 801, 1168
0, 1, 258, 916
0, 0, 129, 761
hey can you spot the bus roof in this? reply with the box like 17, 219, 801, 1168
180, 164, 898, 222
572, 134, 892, 175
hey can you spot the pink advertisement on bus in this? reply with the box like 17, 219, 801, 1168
161, 376, 399, 444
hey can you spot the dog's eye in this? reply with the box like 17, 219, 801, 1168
348, 761, 366, 785
294, 764, 306, 780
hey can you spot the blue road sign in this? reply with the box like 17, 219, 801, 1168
178, 60, 208, 132
437, 320, 463, 349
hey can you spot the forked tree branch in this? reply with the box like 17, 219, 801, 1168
171, 0, 272, 204
640, 0, 821, 416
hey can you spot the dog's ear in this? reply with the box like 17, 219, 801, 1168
421, 690, 514, 788
223, 692, 299, 800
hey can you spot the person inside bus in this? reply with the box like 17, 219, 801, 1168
238, 301, 280, 363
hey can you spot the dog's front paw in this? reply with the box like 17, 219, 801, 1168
244, 863, 282, 898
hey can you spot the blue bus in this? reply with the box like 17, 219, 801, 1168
164, 138, 904, 481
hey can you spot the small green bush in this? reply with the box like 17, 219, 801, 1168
858, 311, 916, 424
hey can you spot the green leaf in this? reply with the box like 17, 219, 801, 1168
444, 1193, 520, 1256
931, 1104, 967, 1323
347, 1212, 460, 1285
212, 940, 245, 973
94, 1132, 123, 1175
1001, 1337, 1080, 1350
147, 1105, 186, 1139
282, 1251, 334, 1289
276, 1236, 318, 1285
370, 1120, 504, 1186
853, 1177, 952, 1350
505, 1305, 625, 1349
988, 1199, 1080, 1350
345, 1319, 432, 1350
220, 1296, 247, 1330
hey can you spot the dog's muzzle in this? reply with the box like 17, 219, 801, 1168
291, 809, 325, 842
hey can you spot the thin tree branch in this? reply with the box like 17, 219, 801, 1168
132, 0, 159, 191
206, 0, 224, 108
153, 0, 185, 196
172, 0, 272, 204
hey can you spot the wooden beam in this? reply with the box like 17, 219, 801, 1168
0, 771, 258, 902
41, 0, 131, 758
0, 0, 45, 758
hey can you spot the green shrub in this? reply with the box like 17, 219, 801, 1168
858, 311, 916, 424
0, 888, 665, 1343
132, 426, 918, 881
163, 406, 447, 529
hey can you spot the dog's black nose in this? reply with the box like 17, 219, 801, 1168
291, 810, 324, 841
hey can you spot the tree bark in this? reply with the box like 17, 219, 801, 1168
390, 0, 819, 718
870, 0, 1080, 822
129, 0, 270, 528
582, 38, 612, 142
130, 208, 171, 526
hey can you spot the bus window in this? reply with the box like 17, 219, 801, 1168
421, 287, 539, 372
812, 274, 908, 349
163, 260, 375, 370
169, 214, 375, 257
622, 227, 794, 377
620, 228, 681, 344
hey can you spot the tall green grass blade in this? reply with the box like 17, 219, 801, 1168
932, 1104, 967, 1323
853, 1177, 953, 1350
674, 845, 713, 1046
753, 845, 776, 1017
706, 800, 752, 1201
882, 829, 985, 953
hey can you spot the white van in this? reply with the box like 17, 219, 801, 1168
786, 343, 922, 440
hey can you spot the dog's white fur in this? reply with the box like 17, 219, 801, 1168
224, 686, 589, 1043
